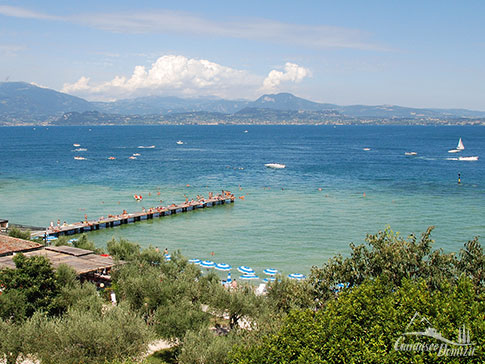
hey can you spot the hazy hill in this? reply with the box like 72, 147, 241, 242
1, 82, 485, 125
0, 82, 95, 123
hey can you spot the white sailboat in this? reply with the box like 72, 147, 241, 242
448, 138, 464, 153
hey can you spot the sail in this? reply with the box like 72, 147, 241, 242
457, 138, 464, 150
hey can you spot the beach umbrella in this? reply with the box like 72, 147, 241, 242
240, 274, 259, 280
238, 266, 255, 274
262, 277, 276, 283
288, 273, 306, 280
200, 260, 215, 268
263, 268, 278, 276
215, 263, 232, 271
164, 254, 171, 261
188, 258, 201, 265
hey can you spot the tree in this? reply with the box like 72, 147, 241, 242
107, 237, 141, 261
25, 304, 153, 364
178, 328, 239, 364
230, 277, 485, 364
0, 254, 60, 319
309, 227, 459, 302
265, 277, 315, 313
209, 283, 265, 330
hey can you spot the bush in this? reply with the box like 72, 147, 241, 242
7, 227, 31, 240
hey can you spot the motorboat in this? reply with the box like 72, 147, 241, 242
405, 152, 417, 156
265, 163, 286, 169
448, 138, 465, 153
138, 145, 155, 149
176, 141, 184, 145
458, 156, 478, 161
73, 156, 86, 160
108, 156, 116, 160
129, 156, 137, 160
73, 143, 81, 147
363, 148, 371, 151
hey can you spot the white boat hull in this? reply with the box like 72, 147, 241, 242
458, 156, 479, 161
265, 163, 286, 169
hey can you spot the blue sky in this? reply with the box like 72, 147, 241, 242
1, 0, 484, 109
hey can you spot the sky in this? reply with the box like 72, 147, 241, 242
1, 0, 484, 109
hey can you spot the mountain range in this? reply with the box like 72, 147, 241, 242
1, 82, 485, 125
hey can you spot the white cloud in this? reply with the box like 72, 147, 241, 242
62, 55, 311, 100
0, 6, 388, 51
262, 63, 311, 92
62, 55, 261, 100
0, 5, 59, 20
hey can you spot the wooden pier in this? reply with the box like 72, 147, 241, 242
32, 196, 235, 239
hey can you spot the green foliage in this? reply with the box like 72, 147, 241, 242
265, 277, 315, 313
55, 263, 78, 288
0, 254, 60, 320
112, 252, 213, 341
230, 277, 485, 364
0, 290, 27, 323
209, 283, 266, 330
25, 304, 153, 364
72, 234, 104, 254
153, 299, 210, 341
107, 237, 141, 260
0, 319, 28, 364
7, 227, 31, 240
309, 227, 463, 301
456, 237, 485, 293
178, 328, 239, 364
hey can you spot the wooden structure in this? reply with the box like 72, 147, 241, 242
0, 245, 121, 279
32, 195, 235, 239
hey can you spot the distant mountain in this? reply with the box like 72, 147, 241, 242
0, 82, 94, 123
93, 96, 250, 115
1, 82, 485, 125
249, 93, 337, 111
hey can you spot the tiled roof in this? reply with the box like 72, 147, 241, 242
0, 235, 42, 256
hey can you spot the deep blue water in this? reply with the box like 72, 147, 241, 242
0, 125, 484, 274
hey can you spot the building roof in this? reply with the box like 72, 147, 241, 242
0, 245, 122, 275
0, 235, 42, 256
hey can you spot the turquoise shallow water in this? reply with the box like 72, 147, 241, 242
0, 125, 484, 275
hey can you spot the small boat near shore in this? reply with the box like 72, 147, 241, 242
73, 143, 81, 147
363, 148, 371, 151
138, 145, 155, 149
74, 156, 86, 160
265, 163, 286, 169
176, 140, 184, 145
405, 152, 417, 156
108, 156, 116, 160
